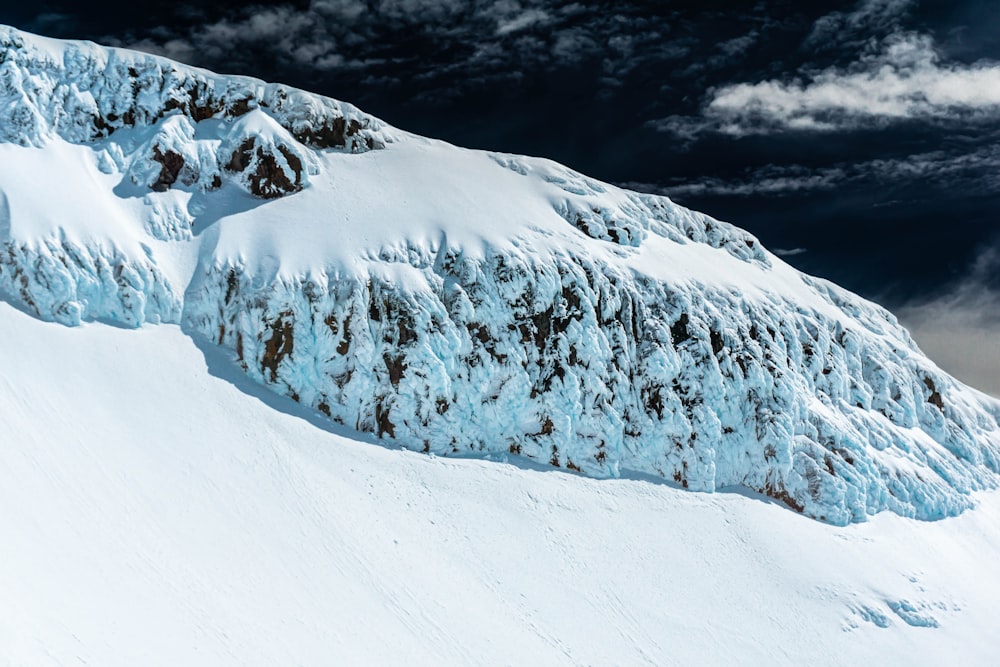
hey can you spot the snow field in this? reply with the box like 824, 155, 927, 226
2, 301, 1000, 666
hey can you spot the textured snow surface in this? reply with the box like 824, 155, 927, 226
3, 301, 1000, 666
1, 26, 999, 524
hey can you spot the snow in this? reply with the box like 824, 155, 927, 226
2, 26, 1000, 662
1, 24, 999, 525
2, 300, 1000, 666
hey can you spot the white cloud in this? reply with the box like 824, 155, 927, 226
773, 248, 808, 257
496, 9, 550, 36
702, 32, 1000, 134
717, 31, 759, 58
662, 170, 845, 198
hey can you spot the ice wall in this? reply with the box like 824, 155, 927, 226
2, 26, 999, 524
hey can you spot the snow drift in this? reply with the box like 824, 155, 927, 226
1, 25, 999, 524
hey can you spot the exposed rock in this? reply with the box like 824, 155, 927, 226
186, 254, 1000, 525
261, 312, 295, 383
225, 137, 304, 198
0, 28, 394, 150
151, 147, 184, 192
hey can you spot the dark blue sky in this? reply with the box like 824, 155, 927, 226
2, 1, 999, 390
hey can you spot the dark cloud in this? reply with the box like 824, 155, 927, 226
717, 30, 759, 57
804, 0, 914, 51
26, 12, 77, 33
104, 0, 697, 98
645, 143, 1000, 199
772, 248, 808, 257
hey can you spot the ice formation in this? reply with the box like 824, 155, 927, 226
1, 26, 998, 524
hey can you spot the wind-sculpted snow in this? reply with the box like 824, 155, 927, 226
0, 26, 391, 151
184, 247, 1000, 525
0, 237, 180, 326
2, 26, 999, 524
493, 153, 770, 265
0, 174, 180, 325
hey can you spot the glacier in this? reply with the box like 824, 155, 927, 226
1, 25, 999, 525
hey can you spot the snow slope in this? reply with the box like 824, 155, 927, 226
3, 301, 1000, 666
1, 24, 999, 526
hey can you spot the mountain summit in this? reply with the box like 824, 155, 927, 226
1, 26, 998, 525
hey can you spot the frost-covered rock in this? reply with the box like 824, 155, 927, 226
0, 237, 179, 326
184, 247, 1000, 525
123, 115, 211, 193
221, 111, 316, 199
2, 26, 999, 524
0, 26, 391, 150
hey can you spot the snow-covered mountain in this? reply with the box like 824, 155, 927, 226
1, 25, 999, 528
5, 298, 1000, 665
5, 25, 1000, 666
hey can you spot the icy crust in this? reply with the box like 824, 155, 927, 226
0, 146, 181, 326
184, 246, 1000, 525
0, 238, 179, 326
0, 27, 390, 152
493, 153, 770, 265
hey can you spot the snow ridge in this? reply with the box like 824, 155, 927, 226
0, 27, 390, 151
2, 26, 999, 524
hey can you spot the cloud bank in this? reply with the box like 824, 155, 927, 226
897, 248, 1000, 398
651, 143, 1000, 198
115, 1, 695, 96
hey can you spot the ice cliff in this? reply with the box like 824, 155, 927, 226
2, 26, 998, 524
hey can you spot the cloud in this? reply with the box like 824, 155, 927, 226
128, 5, 346, 70
645, 115, 713, 143
495, 8, 551, 36
805, 0, 915, 51
707, 32, 1000, 133
717, 31, 759, 58
27, 12, 77, 33
772, 248, 808, 257
620, 142, 1000, 200
105, 0, 701, 105
655, 25, 1000, 139
896, 247, 1000, 398
660, 166, 847, 199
